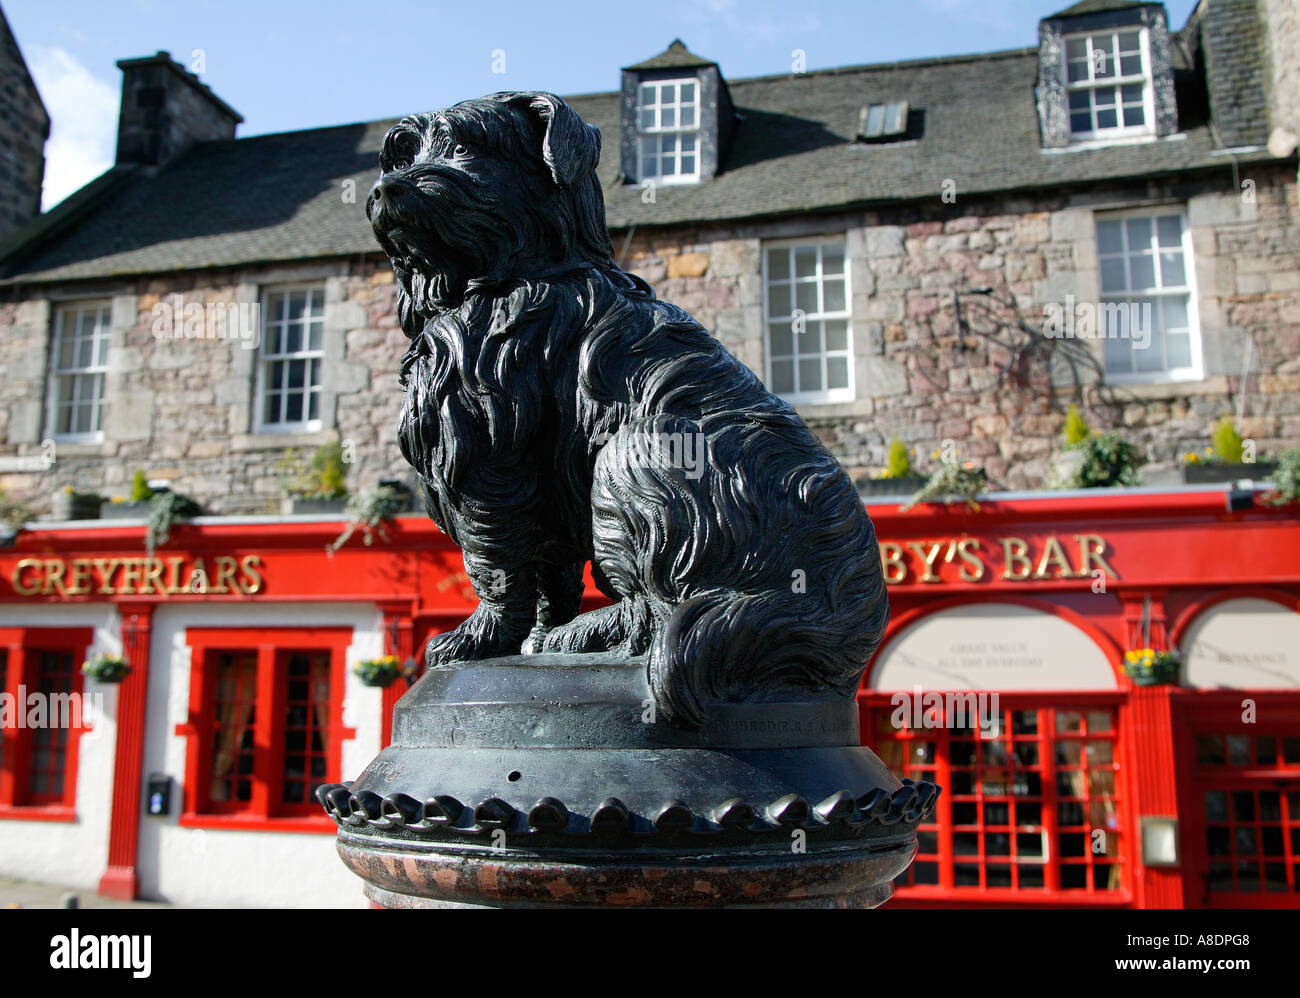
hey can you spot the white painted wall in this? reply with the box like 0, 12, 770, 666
871, 602, 1119, 691
1183, 597, 1300, 689
137, 602, 385, 907
0, 603, 121, 891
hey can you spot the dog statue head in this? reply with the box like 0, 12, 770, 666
368, 92, 616, 335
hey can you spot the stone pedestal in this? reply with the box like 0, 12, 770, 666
319, 654, 939, 908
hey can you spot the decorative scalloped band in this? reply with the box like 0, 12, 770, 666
317, 778, 941, 838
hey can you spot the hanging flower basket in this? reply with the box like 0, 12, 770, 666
82, 653, 131, 684
353, 655, 409, 688
1122, 649, 1180, 687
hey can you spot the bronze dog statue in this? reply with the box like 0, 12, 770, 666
368, 91, 888, 727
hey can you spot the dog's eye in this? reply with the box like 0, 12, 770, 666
383, 130, 421, 172
453, 144, 469, 158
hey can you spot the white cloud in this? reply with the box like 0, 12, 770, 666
25, 45, 118, 211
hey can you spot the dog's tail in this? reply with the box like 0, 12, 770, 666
647, 519, 888, 729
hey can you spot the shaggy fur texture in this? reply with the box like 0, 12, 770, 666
368, 91, 888, 727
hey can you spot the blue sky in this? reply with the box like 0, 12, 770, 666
7, 0, 1200, 209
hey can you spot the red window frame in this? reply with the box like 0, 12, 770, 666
1174, 693, 1300, 909
0, 627, 94, 822
861, 691, 1134, 906
176, 627, 354, 832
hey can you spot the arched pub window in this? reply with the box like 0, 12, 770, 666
863, 601, 1127, 903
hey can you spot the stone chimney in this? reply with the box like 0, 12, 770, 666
114, 51, 242, 166
0, 7, 49, 237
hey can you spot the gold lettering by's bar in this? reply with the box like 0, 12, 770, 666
1000, 537, 1032, 581
905, 541, 945, 583
880, 542, 906, 584
1035, 535, 1083, 579
955, 538, 985, 582
877, 533, 1111, 585
1075, 533, 1118, 579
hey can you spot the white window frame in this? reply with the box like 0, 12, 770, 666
636, 78, 701, 185
254, 285, 326, 434
45, 301, 111, 442
1095, 205, 1203, 385
762, 237, 855, 405
1062, 27, 1156, 143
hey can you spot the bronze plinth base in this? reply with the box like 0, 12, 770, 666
339, 837, 916, 908
321, 655, 939, 909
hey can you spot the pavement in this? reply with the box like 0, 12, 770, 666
0, 877, 173, 909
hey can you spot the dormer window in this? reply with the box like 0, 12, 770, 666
620, 41, 733, 187
1035, 3, 1178, 150
637, 79, 700, 184
1064, 28, 1153, 139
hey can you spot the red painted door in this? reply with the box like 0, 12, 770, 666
1177, 696, 1300, 908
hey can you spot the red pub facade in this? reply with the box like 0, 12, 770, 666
0, 483, 1296, 908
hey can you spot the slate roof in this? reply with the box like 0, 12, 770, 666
623, 38, 716, 70
1, 23, 1290, 285
1048, 0, 1154, 17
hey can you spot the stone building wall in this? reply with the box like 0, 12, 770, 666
0, 260, 410, 515
1, 165, 1297, 515
618, 165, 1300, 490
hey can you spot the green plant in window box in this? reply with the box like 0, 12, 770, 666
0, 489, 35, 532
279, 441, 350, 514
353, 654, 412, 688
145, 490, 202, 556
1213, 415, 1245, 464
1180, 416, 1277, 483
1047, 404, 1094, 488
1121, 648, 1180, 687
1062, 403, 1090, 446
328, 484, 409, 552
1260, 448, 1300, 507
101, 469, 156, 520
858, 438, 926, 497
82, 653, 131, 684
52, 485, 104, 521
904, 449, 987, 512
1066, 431, 1145, 488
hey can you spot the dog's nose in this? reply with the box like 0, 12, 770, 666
371, 176, 410, 208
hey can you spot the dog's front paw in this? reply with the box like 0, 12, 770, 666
539, 599, 653, 656
520, 624, 549, 655
424, 607, 523, 668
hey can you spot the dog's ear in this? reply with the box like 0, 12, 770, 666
524, 93, 601, 188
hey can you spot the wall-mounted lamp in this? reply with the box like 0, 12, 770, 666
1140, 816, 1180, 867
